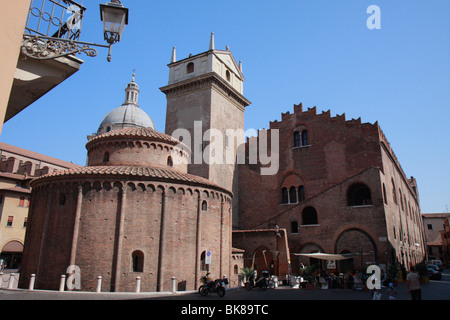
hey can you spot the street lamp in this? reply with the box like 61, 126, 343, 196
100, 0, 129, 62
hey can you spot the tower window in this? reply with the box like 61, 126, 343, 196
202, 200, 208, 211
187, 62, 194, 73
167, 156, 173, 167
103, 152, 110, 163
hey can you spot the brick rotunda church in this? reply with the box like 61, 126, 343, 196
19, 74, 234, 292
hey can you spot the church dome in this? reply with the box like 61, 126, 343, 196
96, 74, 155, 136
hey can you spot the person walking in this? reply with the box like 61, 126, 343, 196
406, 266, 421, 300
386, 283, 397, 300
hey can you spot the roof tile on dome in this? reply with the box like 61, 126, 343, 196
31, 165, 231, 194
88, 127, 181, 145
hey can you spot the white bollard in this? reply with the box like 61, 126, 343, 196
59, 275, 66, 292
135, 276, 141, 293
29, 274, 36, 290
8, 273, 15, 289
96, 276, 102, 293
171, 276, 176, 293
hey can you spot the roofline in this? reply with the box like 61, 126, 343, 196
0, 142, 79, 169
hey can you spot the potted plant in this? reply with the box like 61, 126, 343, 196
301, 264, 317, 289
241, 267, 254, 286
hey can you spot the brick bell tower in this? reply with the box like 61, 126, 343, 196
160, 33, 251, 226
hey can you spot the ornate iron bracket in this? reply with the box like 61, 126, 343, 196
21, 35, 108, 60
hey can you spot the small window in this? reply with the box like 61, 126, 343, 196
103, 152, 110, 163
234, 265, 239, 274
167, 156, 173, 167
187, 62, 194, 73
19, 197, 25, 207
202, 200, 208, 211
226, 70, 231, 82
6, 216, 13, 227
59, 194, 66, 206
23, 217, 27, 228
132, 250, 144, 272
291, 221, 299, 233
427, 224, 433, 230
382, 183, 388, 205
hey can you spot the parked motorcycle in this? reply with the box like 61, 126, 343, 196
245, 272, 268, 291
198, 272, 226, 297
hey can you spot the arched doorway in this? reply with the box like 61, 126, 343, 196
252, 246, 273, 275
0, 241, 23, 270
296, 243, 325, 269
334, 228, 378, 271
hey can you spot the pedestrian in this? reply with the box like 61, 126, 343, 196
372, 288, 382, 300
406, 266, 421, 300
386, 282, 397, 300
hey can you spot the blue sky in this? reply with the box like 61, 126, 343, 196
1, 0, 449, 213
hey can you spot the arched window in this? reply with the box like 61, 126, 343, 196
132, 250, 144, 272
281, 187, 289, 204
382, 183, 388, 205
391, 179, 397, 205
298, 186, 305, 202
347, 183, 372, 206
301, 130, 309, 146
200, 251, 209, 271
103, 152, 110, 163
187, 62, 194, 73
302, 207, 318, 225
234, 265, 239, 274
399, 189, 404, 210
289, 187, 297, 203
167, 156, 173, 167
202, 200, 208, 211
226, 70, 231, 82
293, 131, 301, 147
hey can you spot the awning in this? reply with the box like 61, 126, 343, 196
294, 252, 353, 261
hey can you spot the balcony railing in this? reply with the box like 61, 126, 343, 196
25, 0, 86, 41
22, 0, 105, 60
